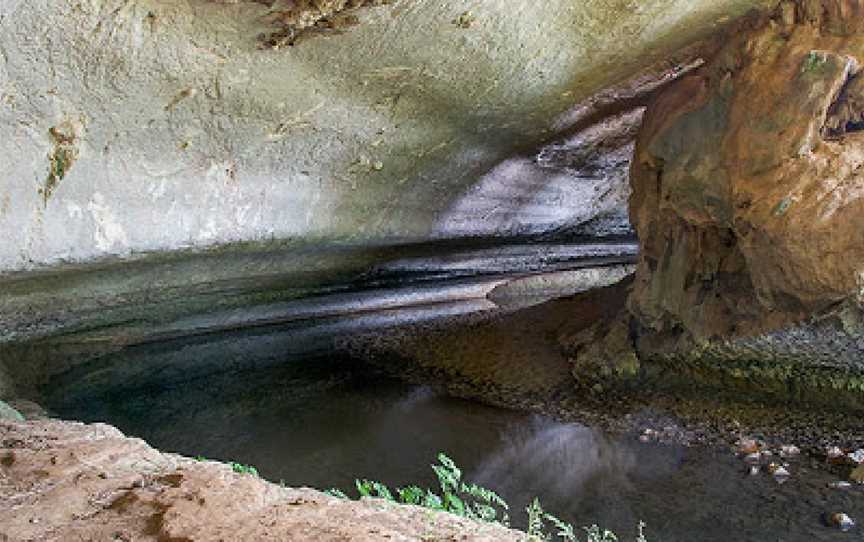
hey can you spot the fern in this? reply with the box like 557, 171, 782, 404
526, 498, 548, 540
397, 485, 425, 505
331, 452, 644, 542
583, 525, 619, 542
325, 488, 349, 499
545, 512, 578, 541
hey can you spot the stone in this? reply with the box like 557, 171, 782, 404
737, 438, 760, 455
851, 464, 864, 484
744, 452, 762, 464
768, 463, 790, 479
825, 513, 855, 532
629, 0, 864, 406
827, 446, 845, 459
780, 445, 801, 458
0, 0, 770, 273
0, 419, 524, 541
847, 449, 864, 464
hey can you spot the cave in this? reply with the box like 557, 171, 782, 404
2, 1, 864, 541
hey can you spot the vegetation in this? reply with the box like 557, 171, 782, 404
802, 51, 828, 73
327, 452, 648, 542
229, 462, 260, 476
193, 455, 259, 477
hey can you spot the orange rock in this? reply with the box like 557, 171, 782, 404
629, 0, 864, 341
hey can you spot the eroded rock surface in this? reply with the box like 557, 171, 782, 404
627, 0, 864, 395
0, 419, 523, 541
0, 0, 769, 272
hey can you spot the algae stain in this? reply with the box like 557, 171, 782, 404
40, 124, 80, 207
800, 51, 830, 75
773, 197, 792, 217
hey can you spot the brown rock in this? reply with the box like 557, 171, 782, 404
629, 0, 864, 343
851, 463, 864, 483
0, 420, 523, 541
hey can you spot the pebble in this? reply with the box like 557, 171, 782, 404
779, 445, 800, 458
827, 446, 845, 460
748, 465, 760, 476
851, 464, 864, 484
640, 428, 659, 443
744, 452, 762, 464
825, 513, 855, 532
737, 438, 760, 455
768, 463, 790, 480
847, 449, 864, 464
828, 481, 853, 489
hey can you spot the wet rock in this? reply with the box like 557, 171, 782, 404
827, 446, 845, 460
847, 449, 864, 464
824, 512, 855, 532
768, 463, 790, 481
737, 438, 760, 455
851, 464, 864, 484
744, 452, 762, 464
779, 445, 800, 458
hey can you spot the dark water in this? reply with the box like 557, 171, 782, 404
53, 354, 864, 542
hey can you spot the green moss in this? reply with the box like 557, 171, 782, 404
773, 197, 792, 216
801, 51, 829, 74
41, 132, 78, 207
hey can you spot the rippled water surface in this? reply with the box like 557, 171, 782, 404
54, 354, 864, 542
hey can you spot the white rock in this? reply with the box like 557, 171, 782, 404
830, 513, 855, 532
847, 449, 864, 464
828, 481, 853, 489
744, 452, 762, 464
779, 445, 800, 458
736, 438, 759, 454
769, 464, 790, 479
827, 446, 844, 459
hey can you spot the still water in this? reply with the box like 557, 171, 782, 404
53, 355, 864, 542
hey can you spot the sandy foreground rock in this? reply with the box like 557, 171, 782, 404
0, 420, 523, 541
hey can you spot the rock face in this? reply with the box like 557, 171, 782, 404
0, 419, 523, 541
0, 0, 769, 272
628, 0, 864, 397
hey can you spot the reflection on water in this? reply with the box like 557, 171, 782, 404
52, 356, 863, 542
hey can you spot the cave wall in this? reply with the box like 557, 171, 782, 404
0, 0, 770, 272
624, 0, 864, 402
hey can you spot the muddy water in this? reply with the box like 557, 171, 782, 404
52, 353, 864, 542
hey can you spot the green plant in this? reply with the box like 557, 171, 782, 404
327, 452, 647, 542
802, 51, 827, 73
230, 462, 259, 476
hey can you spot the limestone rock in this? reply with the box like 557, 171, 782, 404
0, 0, 770, 273
628, 0, 864, 400
0, 419, 523, 541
